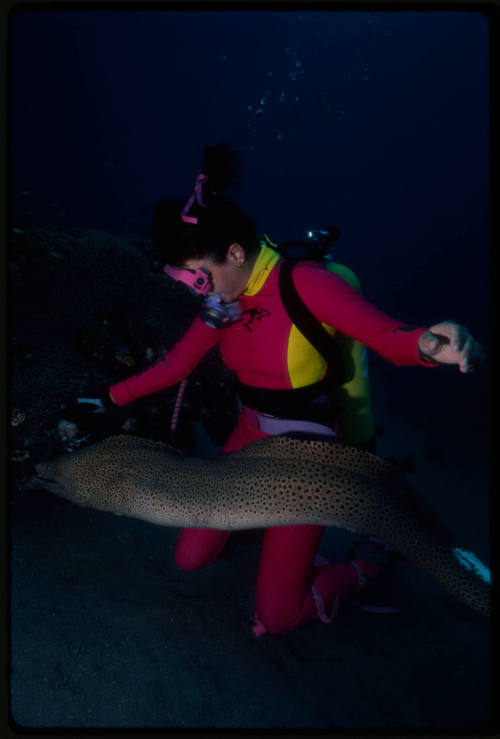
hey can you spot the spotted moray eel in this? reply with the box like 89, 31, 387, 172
34, 434, 490, 617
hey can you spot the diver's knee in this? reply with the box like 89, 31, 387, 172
174, 547, 208, 571
175, 531, 230, 571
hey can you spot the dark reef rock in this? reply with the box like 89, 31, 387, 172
10, 226, 238, 463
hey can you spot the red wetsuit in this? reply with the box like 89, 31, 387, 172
110, 245, 434, 634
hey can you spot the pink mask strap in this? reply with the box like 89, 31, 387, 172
181, 173, 208, 224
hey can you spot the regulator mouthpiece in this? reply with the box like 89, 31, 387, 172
200, 294, 242, 329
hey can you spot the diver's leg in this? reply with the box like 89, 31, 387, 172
254, 525, 380, 634
175, 527, 231, 571
254, 524, 324, 634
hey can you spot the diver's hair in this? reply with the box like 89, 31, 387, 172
152, 141, 258, 266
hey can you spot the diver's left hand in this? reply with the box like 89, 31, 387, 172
418, 320, 485, 373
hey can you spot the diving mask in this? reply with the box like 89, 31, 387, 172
163, 264, 212, 296
163, 263, 242, 329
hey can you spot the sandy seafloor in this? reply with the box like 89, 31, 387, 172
9, 354, 492, 733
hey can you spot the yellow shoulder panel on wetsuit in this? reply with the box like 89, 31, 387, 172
243, 238, 281, 297
285, 258, 365, 390
287, 323, 333, 388
286, 261, 337, 389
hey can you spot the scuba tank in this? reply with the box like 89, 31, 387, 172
275, 227, 376, 452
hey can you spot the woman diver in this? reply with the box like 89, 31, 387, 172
109, 142, 485, 635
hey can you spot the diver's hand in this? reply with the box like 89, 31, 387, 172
418, 320, 485, 373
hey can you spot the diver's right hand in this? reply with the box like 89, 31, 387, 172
418, 321, 485, 373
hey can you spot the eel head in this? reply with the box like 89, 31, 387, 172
33, 459, 77, 502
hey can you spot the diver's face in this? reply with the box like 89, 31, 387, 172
182, 243, 251, 303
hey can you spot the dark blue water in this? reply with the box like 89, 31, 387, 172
9, 8, 490, 405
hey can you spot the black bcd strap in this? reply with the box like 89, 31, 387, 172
278, 260, 347, 386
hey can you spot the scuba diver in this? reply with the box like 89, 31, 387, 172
108, 141, 485, 635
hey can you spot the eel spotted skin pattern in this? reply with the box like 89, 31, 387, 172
34, 434, 490, 617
